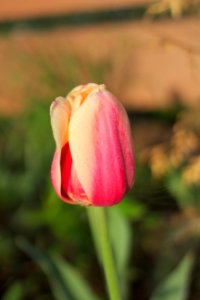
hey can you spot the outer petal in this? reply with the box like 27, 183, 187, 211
50, 97, 71, 149
51, 144, 91, 205
60, 143, 91, 206
69, 90, 135, 206
51, 149, 73, 204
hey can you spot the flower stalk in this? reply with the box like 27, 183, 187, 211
87, 207, 121, 300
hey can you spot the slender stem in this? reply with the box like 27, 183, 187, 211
87, 207, 121, 300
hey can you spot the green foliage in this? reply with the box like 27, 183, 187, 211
108, 206, 132, 275
2, 282, 24, 300
150, 254, 194, 300
107, 206, 132, 297
166, 171, 200, 210
17, 238, 99, 300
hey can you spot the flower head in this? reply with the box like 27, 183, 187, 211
50, 83, 135, 206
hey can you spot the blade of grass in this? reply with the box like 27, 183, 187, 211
17, 238, 99, 300
150, 253, 194, 300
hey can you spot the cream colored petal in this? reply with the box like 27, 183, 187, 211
50, 97, 71, 149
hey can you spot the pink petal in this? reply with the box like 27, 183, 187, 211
51, 143, 91, 205
69, 90, 135, 206
60, 143, 91, 205
51, 149, 73, 204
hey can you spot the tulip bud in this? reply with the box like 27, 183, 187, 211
50, 83, 135, 206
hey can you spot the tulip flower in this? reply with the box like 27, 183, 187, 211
50, 83, 135, 206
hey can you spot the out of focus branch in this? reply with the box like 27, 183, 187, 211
146, 0, 200, 18
157, 35, 200, 56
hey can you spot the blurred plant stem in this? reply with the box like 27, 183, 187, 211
87, 207, 122, 300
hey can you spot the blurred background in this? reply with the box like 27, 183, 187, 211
0, 0, 200, 299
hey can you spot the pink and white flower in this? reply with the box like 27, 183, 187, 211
50, 83, 135, 206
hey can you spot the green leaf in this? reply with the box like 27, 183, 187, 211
107, 206, 132, 274
17, 238, 99, 300
154, 216, 198, 284
117, 194, 146, 221
150, 253, 194, 300
166, 172, 194, 209
107, 206, 132, 298
2, 282, 23, 300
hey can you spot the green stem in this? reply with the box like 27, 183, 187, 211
87, 207, 121, 300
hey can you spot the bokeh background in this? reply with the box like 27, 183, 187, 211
0, 1, 200, 299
